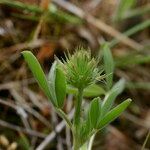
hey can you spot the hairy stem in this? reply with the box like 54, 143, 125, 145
73, 88, 84, 150
74, 88, 83, 126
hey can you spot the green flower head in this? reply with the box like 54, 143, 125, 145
63, 48, 100, 89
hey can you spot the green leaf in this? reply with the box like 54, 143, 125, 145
66, 84, 105, 97
79, 122, 89, 145
112, 78, 125, 94
88, 97, 101, 128
101, 79, 125, 116
48, 61, 57, 106
83, 84, 105, 97
98, 99, 131, 129
22, 51, 53, 103
102, 43, 114, 90
55, 67, 66, 108
48, 61, 66, 108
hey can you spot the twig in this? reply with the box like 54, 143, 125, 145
122, 112, 150, 129
24, 87, 51, 113
108, 125, 149, 150
52, 0, 143, 50
87, 16, 143, 50
123, 4, 150, 20
10, 89, 52, 128
36, 108, 74, 150
0, 96, 51, 128
51, 107, 64, 150
86, 0, 103, 11
0, 119, 46, 138
110, 20, 150, 47
32, 0, 50, 41
0, 39, 49, 71
0, 97, 30, 130
141, 130, 150, 150
0, 39, 48, 52
0, 79, 35, 90
0, 98, 18, 110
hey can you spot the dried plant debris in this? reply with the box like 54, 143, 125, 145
0, 0, 149, 149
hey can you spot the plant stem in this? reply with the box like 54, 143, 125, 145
73, 88, 84, 150
88, 134, 96, 150
73, 135, 79, 150
80, 142, 88, 150
74, 88, 83, 126
56, 108, 72, 129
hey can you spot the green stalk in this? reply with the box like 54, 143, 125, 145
123, 4, 150, 20
88, 134, 96, 150
74, 88, 83, 126
73, 135, 79, 150
55, 108, 72, 129
73, 89, 97, 150
73, 88, 84, 150
0, 0, 42, 13
80, 142, 88, 150
0, 0, 82, 24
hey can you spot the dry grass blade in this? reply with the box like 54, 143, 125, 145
141, 130, 150, 150
0, 39, 48, 52
52, 0, 143, 50
32, 0, 50, 41
10, 88, 52, 128
36, 108, 74, 150
122, 112, 150, 129
0, 119, 46, 138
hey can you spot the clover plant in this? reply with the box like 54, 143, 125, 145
22, 44, 131, 150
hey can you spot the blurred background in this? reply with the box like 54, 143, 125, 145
0, 0, 150, 149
